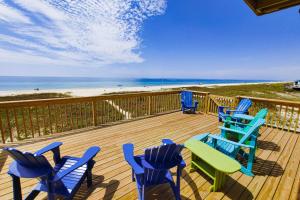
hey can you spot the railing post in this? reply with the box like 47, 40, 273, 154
92, 99, 97, 126
235, 96, 241, 107
205, 93, 211, 114
148, 96, 151, 115
0, 113, 5, 144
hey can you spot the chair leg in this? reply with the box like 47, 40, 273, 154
25, 190, 40, 200
46, 181, 55, 200
11, 174, 22, 200
137, 186, 144, 200
87, 169, 93, 187
169, 181, 181, 200
132, 169, 135, 181
241, 148, 255, 176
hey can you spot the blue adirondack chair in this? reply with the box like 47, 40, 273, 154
218, 98, 252, 122
123, 139, 186, 200
181, 91, 198, 113
4, 142, 100, 200
193, 118, 265, 176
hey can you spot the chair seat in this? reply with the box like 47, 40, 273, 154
183, 104, 196, 108
35, 156, 88, 196
207, 140, 236, 156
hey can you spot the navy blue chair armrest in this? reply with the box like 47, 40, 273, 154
34, 142, 63, 164
123, 144, 144, 175
162, 138, 175, 145
53, 146, 100, 182
34, 142, 63, 155
179, 159, 186, 168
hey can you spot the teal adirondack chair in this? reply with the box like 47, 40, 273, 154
222, 108, 268, 141
193, 118, 265, 176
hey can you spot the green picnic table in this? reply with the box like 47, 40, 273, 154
184, 137, 241, 192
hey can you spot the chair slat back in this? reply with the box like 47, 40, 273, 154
144, 143, 184, 184
244, 108, 268, 132
4, 148, 52, 169
239, 118, 265, 144
181, 91, 193, 106
145, 144, 184, 168
236, 99, 252, 112
144, 168, 168, 185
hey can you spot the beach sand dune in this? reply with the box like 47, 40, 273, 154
0, 82, 282, 97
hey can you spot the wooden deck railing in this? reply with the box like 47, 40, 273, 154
238, 96, 300, 133
0, 90, 299, 143
0, 91, 184, 143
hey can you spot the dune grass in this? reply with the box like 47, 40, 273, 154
0, 93, 72, 102
185, 82, 300, 101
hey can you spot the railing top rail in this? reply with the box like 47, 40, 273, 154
238, 96, 300, 107
209, 94, 235, 99
188, 91, 210, 95
0, 90, 180, 108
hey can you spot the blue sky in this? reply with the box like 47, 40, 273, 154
0, 0, 299, 80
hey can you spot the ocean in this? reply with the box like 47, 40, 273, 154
0, 76, 274, 91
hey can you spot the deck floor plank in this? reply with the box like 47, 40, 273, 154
0, 112, 299, 200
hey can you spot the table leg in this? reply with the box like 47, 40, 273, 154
190, 153, 196, 172
211, 171, 226, 192
10, 174, 22, 200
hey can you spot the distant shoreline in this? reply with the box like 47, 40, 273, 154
0, 81, 284, 97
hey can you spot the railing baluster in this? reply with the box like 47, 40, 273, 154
0, 111, 5, 143
74, 103, 78, 128
42, 106, 47, 135
70, 104, 74, 129
28, 107, 34, 138
64, 104, 69, 130
280, 105, 287, 129
92, 100, 97, 126
35, 107, 41, 136
59, 105, 64, 132
84, 103, 88, 127
80, 103, 83, 128
13, 108, 20, 139
48, 105, 53, 134
53, 105, 58, 132
288, 107, 294, 132
277, 105, 282, 129
21, 108, 27, 138
5, 109, 13, 142
294, 108, 300, 133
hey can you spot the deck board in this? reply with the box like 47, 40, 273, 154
0, 112, 299, 200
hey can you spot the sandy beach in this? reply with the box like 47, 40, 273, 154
0, 81, 282, 97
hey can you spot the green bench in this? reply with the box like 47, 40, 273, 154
184, 136, 241, 192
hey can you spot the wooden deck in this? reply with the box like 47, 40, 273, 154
0, 112, 299, 200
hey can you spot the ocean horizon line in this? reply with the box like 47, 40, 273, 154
0, 76, 280, 91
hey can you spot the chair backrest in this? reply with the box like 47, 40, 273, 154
181, 91, 193, 106
239, 118, 265, 144
255, 108, 268, 119
243, 108, 268, 132
4, 148, 52, 171
236, 98, 252, 113
144, 143, 184, 184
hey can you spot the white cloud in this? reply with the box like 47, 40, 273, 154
0, 2, 31, 23
0, 0, 166, 67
